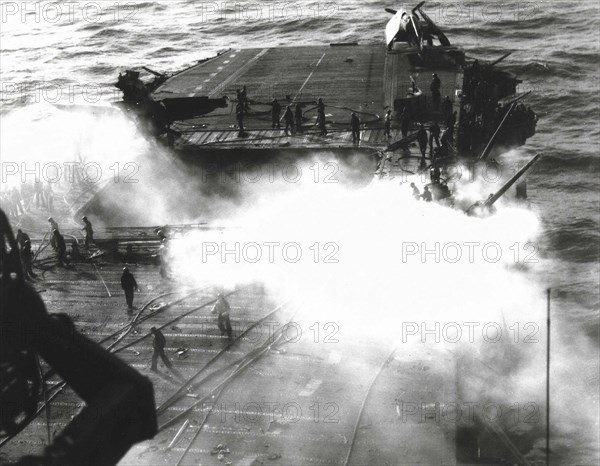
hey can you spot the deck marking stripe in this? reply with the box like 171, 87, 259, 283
293, 52, 326, 102
208, 48, 269, 97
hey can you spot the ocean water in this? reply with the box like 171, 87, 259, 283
1, 1, 598, 464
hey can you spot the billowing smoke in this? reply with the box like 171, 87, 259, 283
3, 104, 596, 460
161, 156, 597, 460
1, 103, 151, 229
1, 102, 148, 187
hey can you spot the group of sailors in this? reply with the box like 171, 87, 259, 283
1, 181, 54, 219
14, 215, 95, 281
15, 221, 66, 280
457, 60, 537, 153
235, 89, 334, 138
459, 100, 536, 153
231, 77, 452, 147
235, 86, 250, 136
10, 211, 234, 377
269, 98, 308, 136
409, 175, 452, 204
233, 90, 386, 146
410, 182, 432, 202
14, 217, 176, 319
390, 63, 537, 167
403, 116, 457, 169
17, 216, 176, 285
223, 59, 536, 154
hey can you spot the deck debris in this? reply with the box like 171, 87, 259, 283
211, 443, 231, 460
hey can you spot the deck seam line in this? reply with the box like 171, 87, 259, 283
293, 52, 327, 103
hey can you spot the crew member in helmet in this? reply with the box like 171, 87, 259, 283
350, 112, 361, 144
421, 186, 432, 202
410, 182, 420, 200
21, 240, 37, 280
271, 99, 282, 129
53, 229, 67, 266
150, 327, 173, 371
81, 216, 94, 249
284, 105, 295, 135
211, 293, 233, 339
384, 110, 392, 138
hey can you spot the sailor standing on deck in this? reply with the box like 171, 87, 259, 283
20, 240, 37, 281
410, 182, 420, 200
317, 97, 325, 115
316, 97, 327, 135
48, 217, 59, 232
442, 96, 452, 120
150, 327, 173, 371
48, 217, 59, 251
284, 105, 295, 135
236, 102, 245, 137
350, 112, 361, 144
16, 228, 30, 251
157, 231, 170, 279
317, 109, 327, 136
421, 186, 432, 202
431, 165, 441, 184
81, 216, 94, 249
417, 124, 428, 159
384, 110, 392, 138
53, 229, 67, 266
236, 89, 247, 114
271, 98, 281, 129
430, 73, 441, 107
241, 85, 250, 112
211, 293, 233, 339
399, 107, 410, 138
429, 121, 441, 153
121, 266, 139, 313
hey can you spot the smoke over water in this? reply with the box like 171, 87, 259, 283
1, 103, 148, 186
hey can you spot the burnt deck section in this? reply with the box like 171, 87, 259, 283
153, 44, 462, 152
